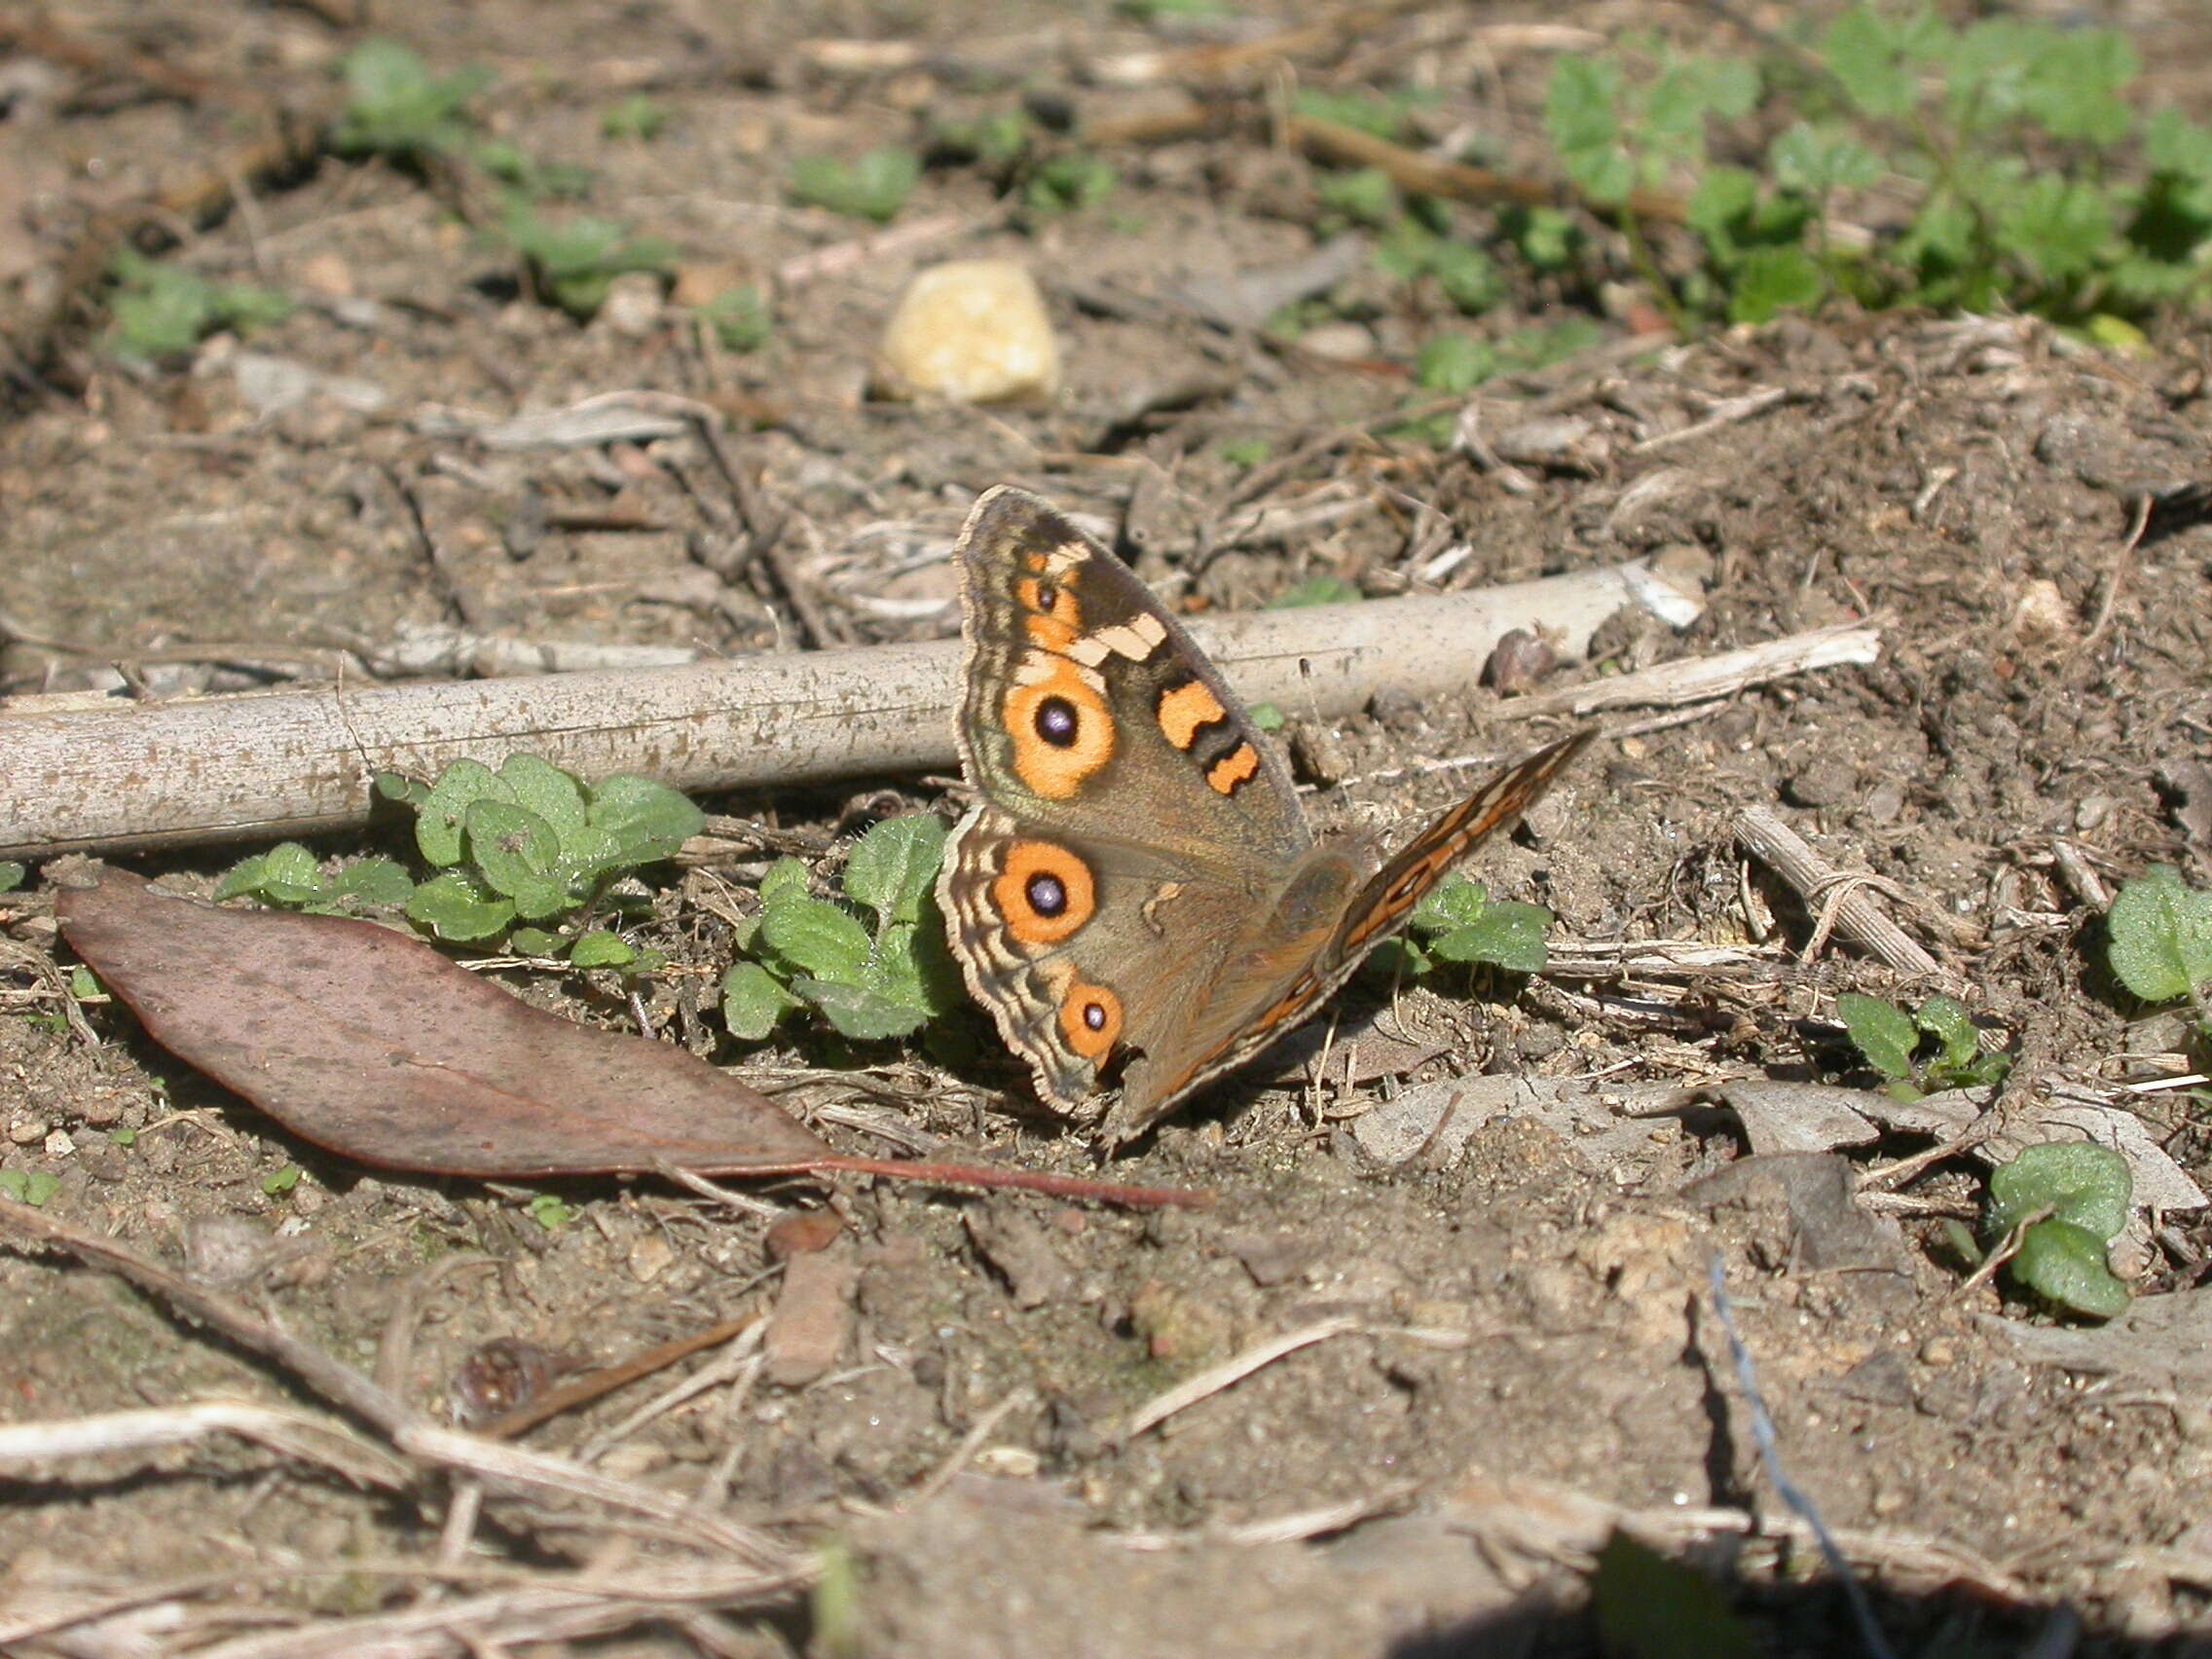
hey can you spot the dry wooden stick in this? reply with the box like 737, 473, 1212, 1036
1735, 806, 1954, 985
0, 558, 1675, 859
1503, 620, 1882, 719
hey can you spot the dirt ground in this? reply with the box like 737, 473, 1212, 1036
4, 2, 2212, 1656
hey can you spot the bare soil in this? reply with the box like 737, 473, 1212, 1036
4, 3, 2212, 1656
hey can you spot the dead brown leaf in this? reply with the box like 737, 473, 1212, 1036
55, 867, 830, 1178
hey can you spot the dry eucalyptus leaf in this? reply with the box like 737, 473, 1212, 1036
55, 867, 829, 1178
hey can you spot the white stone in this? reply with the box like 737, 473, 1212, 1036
874, 259, 1060, 403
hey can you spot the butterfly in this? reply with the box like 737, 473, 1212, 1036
937, 486, 1593, 1144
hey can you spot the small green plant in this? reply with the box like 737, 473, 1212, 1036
1267, 573, 1362, 609
0, 1169, 60, 1206
1394, 874, 1561, 977
108, 1128, 136, 1149
1316, 167, 1400, 230
789, 148, 920, 223
601, 94, 667, 141
930, 111, 1031, 170
0, 863, 24, 894
700, 285, 773, 352
1975, 1141, 2133, 1320
1025, 152, 1119, 216
720, 816, 963, 1043
1376, 222, 1505, 315
330, 38, 490, 162
1836, 992, 2010, 1100
1541, 12, 2212, 329
106, 250, 291, 360
1290, 87, 1435, 143
1217, 437, 1272, 467
527, 1192, 574, 1231
218, 756, 699, 968
2106, 865, 2212, 1024
0, 1168, 57, 1204
498, 203, 675, 320
1414, 333, 1494, 394
217, 844, 415, 913
261, 1165, 302, 1197
1118, 0, 1230, 20
476, 140, 595, 201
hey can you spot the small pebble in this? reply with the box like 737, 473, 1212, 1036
874, 259, 1060, 403
9, 1120, 47, 1145
627, 1232, 677, 1284
1484, 629, 1556, 695
596, 271, 665, 339
766, 1209, 844, 1260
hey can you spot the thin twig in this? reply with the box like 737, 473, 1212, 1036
1735, 805, 1953, 985
1124, 1317, 1357, 1439
478, 1309, 766, 1442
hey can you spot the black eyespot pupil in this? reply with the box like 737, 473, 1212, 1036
1084, 1002, 1107, 1031
1036, 582, 1059, 610
1026, 872, 1067, 916
1036, 697, 1079, 748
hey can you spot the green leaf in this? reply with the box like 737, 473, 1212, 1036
1414, 333, 1494, 393
418, 760, 513, 866
2010, 1218, 2130, 1320
721, 961, 800, 1041
1026, 153, 1119, 216
1768, 122, 1881, 197
331, 37, 488, 160
1997, 177, 2115, 281
1505, 204, 1577, 270
759, 857, 812, 907
583, 774, 706, 866
1411, 874, 1488, 936
842, 815, 948, 927
406, 870, 517, 941
1543, 57, 1622, 165
508, 926, 563, 956
2107, 866, 2212, 1004
108, 1128, 135, 1149
1593, 1530, 1757, 1659
375, 771, 430, 809
215, 852, 272, 902
332, 858, 416, 907
789, 148, 919, 223
1248, 703, 1286, 732
1836, 993, 1918, 1081
794, 976, 933, 1041
261, 1165, 302, 1196
0, 862, 23, 894
1268, 573, 1363, 608
1289, 88, 1430, 143
1429, 242, 1503, 315
495, 755, 589, 842
1821, 6, 1919, 121
568, 930, 636, 969
0, 1169, 60, 1207
1913, 995, 1979, 1069
702, 285, 772, 352
1728, 245, 1826, 323
528, 1192, 573, 1231
1428, 901, 1554, 974
68, 966, 100, 1000
1987, 1141, 2132, 1243
758, 896, 872, 982
601, 94, 666, 141
465, 799, 563, 898
1314, 167, 1399, 229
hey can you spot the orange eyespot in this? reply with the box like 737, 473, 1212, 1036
991, 840, 1097, 947
1004, 660, 1114, 800
1058, 977, 1123, 1060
